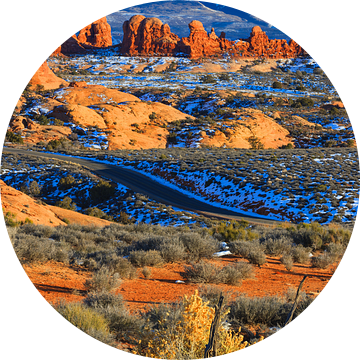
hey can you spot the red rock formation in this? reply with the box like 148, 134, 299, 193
120, 16, 306, 60
51, 17, 112, 56
29, 61, 68, 90
121, 15, 179, 55
234, 26, 307, 58
77, 17, 112, 47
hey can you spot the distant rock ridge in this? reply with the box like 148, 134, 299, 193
52, 17, 112, 56
120, 15, 306, 59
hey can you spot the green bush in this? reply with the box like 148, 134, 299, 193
272, 81, 283, 89
59, 174, 76, 190
5, 130, 24, 144
89, 179, 116, 204
85, 207, 113, 221
55, 196, 77, 211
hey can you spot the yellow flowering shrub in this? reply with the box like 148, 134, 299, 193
134, 290, 260, 359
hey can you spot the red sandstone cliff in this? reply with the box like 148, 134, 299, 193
120, 16, 305, 59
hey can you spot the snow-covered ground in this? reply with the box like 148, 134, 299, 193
20, 147, 358, 225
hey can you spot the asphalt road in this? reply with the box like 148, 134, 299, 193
3, 148, 281, 225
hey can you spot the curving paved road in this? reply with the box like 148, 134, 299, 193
3, 148, 281, 225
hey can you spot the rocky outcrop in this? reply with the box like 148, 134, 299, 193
233, 26, 306, 58
0, 180, 113, 227
77, 17, 112, 47
29, 61, 68, 90
121, 15, 180, 55
51, 17, 112, 56
120, 16, 305, 59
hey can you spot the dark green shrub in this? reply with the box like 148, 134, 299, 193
5, 130, 24, 144
59, 174, 76, 189
85, 207, 113, 221
272, 81, 283, 89
55, 196, 77, 211
89, 179, 116, 204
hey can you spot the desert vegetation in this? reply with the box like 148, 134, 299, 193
6, 218, 346, 355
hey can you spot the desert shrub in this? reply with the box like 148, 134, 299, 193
4, 211, 21, 227
84, 267, 121, 293
311, 253, 334, 269
5, 130, 24, 144
59, 174, 76, 189
184, 261, 253, 285
247, 249, 266, 268
280, 254, 293, 271
323, 227, 351, 246
228, 240, 264, 258
230, 295, 287, 327
85, 207, 113, 221
128, 250, 163, 267
263, 236, 292, 256
291, 245, 311, 264
289, 223, 324, 250
55, 301, 113, 344
197, 285, 237, 309
272, 81, 283, 89
12, 234, 70, 264
179, 233, 219, 261
55, 196, 77, 211
89, 179, 116, 204
142, 266, 152, 279
134, 291, 254, 359
184, 261, 223, 284
35, 114, 50, 125
325, 242, 345, 261
200, 74, 217, 84
83, 290, 141, 341
214, 220, 257, 242
219, 262, 255, 285
108, 257, 138, 279
158, 238, 186, 263
29, 180, 41, 196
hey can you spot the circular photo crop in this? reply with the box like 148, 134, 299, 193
1, 1, 359, 359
